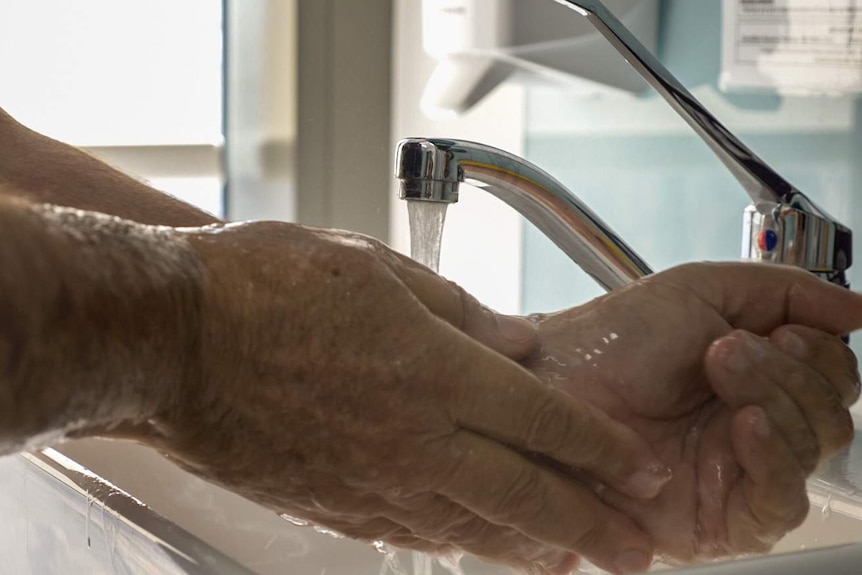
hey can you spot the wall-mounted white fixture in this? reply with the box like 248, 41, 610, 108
420, 0, 660, 117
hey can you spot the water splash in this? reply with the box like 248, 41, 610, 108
375, 541, 408, 575
821, 494, 833, 521
408, 201, 448, 272
575, 560, 611, 574
412, 551, 433, 575
313, 525, 345, 539
86, 495, 94, 548
279, 514, 309, 527
437, 550, 465, 575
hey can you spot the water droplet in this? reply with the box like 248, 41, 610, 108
279, 513, 309, 526
85, 496, 94, 549
821, 494, 833, 521
313, 525, 344, 539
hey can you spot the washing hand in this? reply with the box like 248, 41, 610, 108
523, 262, 862, 563
138, 221, 672, 575
0, 107, 665, 574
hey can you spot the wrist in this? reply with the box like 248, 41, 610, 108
0, 202, 207, 449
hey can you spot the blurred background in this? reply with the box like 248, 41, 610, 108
3, 1, 859, 321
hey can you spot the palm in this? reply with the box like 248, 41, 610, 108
524, 280, 758, 562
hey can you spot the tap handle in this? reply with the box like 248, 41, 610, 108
558, 0, 852, 280
742, 203, 852, 281
557, 0, 791, 206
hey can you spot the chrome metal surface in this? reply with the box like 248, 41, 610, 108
744, 204, 851, 288
395, 138, 653, 291
555, 0, 852, 281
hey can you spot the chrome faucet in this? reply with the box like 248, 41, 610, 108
395, 0, 852, 292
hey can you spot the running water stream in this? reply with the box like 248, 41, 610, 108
408, 200, 449, 272
381, 199, 464, 575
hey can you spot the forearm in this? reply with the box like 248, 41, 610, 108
0, 109, 220, 227
0, 195, 205, 453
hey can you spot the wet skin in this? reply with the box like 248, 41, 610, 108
524, 263, 861, 563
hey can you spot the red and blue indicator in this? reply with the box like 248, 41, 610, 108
757, 229, 778, 253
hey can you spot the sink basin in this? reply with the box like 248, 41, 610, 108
0, 429, 859, 575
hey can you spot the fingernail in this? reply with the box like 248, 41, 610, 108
725, 334, 766, 373
776, 331, 807, 360
626, 464, 672, 499
615, 549, 651, 574
495, 314, 537, 344
753, 410, 771, 439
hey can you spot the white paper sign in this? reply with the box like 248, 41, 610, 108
721, 0, 862, 94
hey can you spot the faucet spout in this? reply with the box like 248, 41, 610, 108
395, 138, 653, 291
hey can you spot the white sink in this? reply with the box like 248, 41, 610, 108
40, 430, 862, 575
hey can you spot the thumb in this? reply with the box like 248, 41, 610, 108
389, 255, 537, 361
663, 262, 862, 336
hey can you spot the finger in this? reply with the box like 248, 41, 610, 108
770, 325, 861, 408
706, 330, 854, 469
725, 406, 808, 554
286, 479, 579, 575
382, 491, 580, 574
663, 262, 862, 336
433, 429, 655, 575
388, 254, 537, 360
705, 330, 820, 471
447, 346, 670, 499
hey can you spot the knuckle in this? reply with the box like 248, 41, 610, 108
787, 501, 810, 531
778, 492, 811, 533
525, 394, 579, 456
840, 340, 859, 371
569, 511, 609, 552
444, 279, 469, 330
760, 480, 809, 529
494, 466, 548, 523
414, 503, 474, 541
826, 406, 855, 454
448, 517, 500, 549
426, 437, 473, 493
842, 347, 861, 404
797, 435, 821, 474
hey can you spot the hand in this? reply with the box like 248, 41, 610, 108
128, 221, 672, 575
523, 263, 862, 563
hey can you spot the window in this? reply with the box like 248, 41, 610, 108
0, 0, 224, 216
